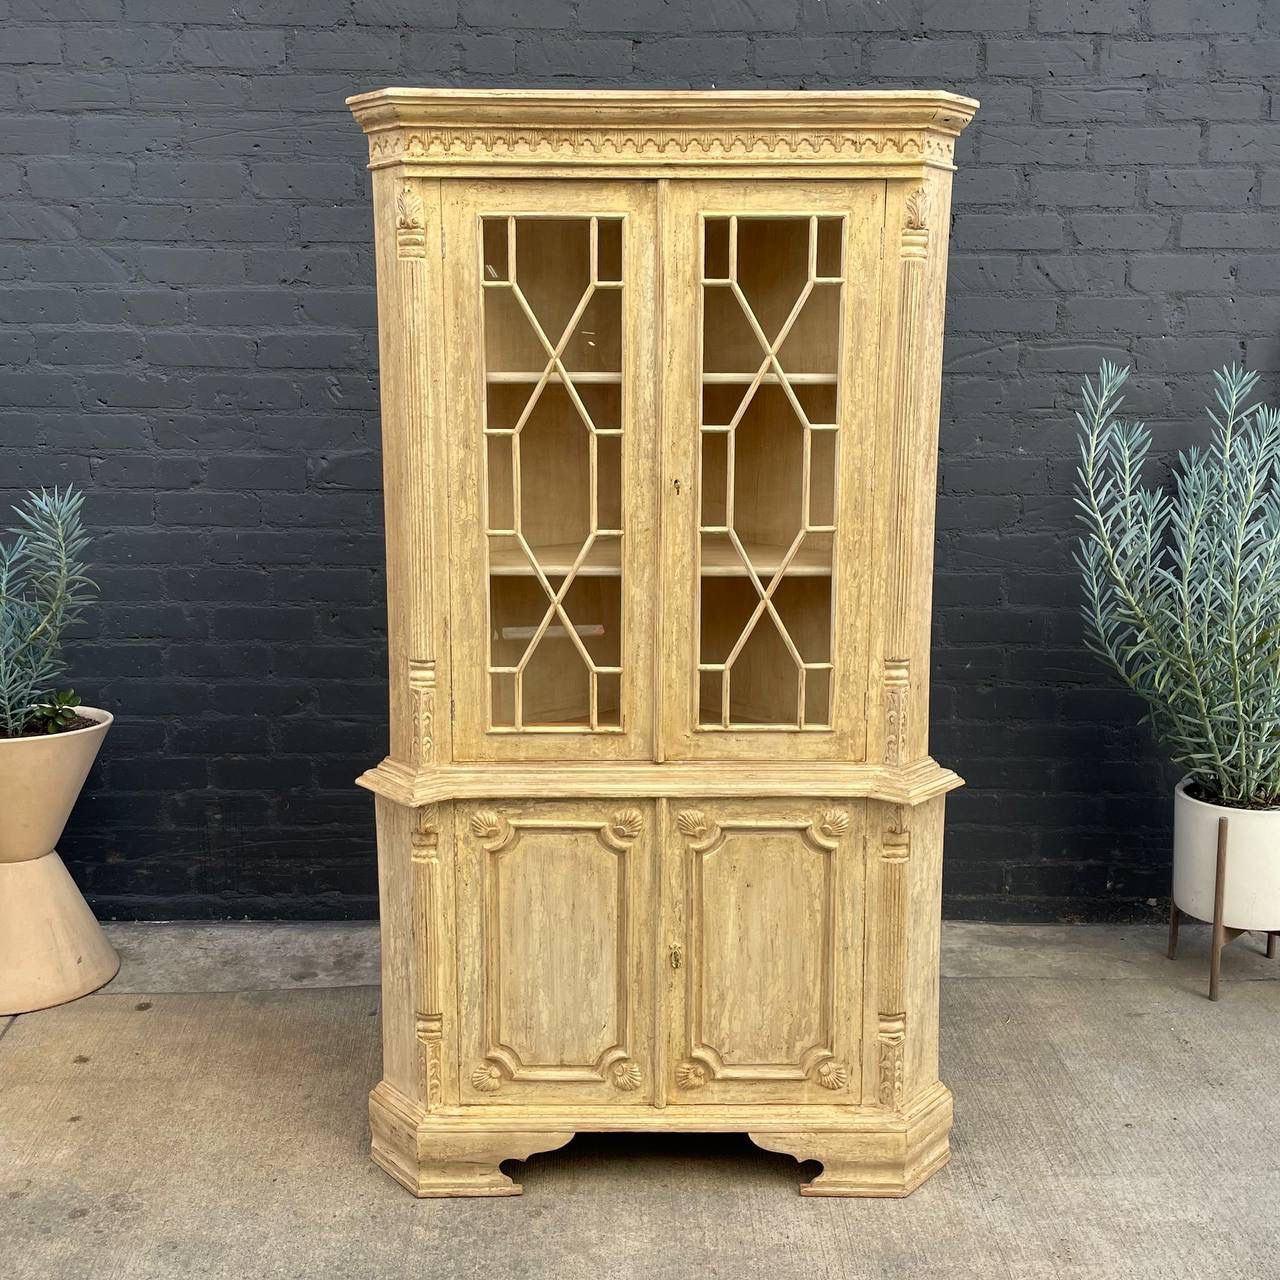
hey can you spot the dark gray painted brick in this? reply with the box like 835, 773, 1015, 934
1038, 0, 1141, 32
1180, 213, 1280, 248
631, 37, 752, 79
1148, 166, 1256, 206
865, 37, 978, 78
986, 37, 1094, 75
1028, 169, 1135, 205
1148, 0, 1260, 33
1153, 83, 1264, 120
1090, 124, 1202, 162
26, 158, 135, 198
64, 26, 177, 68
1040, 87, 1145, 121
1207, 125, 1280, 163
1211, 37, 1280, 75
515, 36, 634, 78
0, 29, 63, 65
1071, 213, 1174, 248
1101, 37, 1207, 77
178, 29, 288, 69
923, 0, 1029, 28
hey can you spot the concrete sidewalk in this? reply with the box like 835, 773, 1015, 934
3, 922, 1278, 1280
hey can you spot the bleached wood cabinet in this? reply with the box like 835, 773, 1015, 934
349, 88, 976, 1198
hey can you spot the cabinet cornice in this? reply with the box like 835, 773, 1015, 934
347, 88, 979, 178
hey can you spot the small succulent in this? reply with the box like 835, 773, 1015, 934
26, 689, 83, 735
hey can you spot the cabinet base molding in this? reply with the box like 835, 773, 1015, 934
369, 1081, 952, 1199
749, 1084, 952, 1198
370, 1083, 575, 1197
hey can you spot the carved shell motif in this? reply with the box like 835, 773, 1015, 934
610, 809, 644, 842
815, 1059, 850, 1091
611, 1060, 642, 1092
676, 809, 709, 840
470, 1062, 503, 1093
818, 809, 850, 840
469, 809, 503, 841
675, 1061, 709, 1091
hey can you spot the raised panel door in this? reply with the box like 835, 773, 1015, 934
663, 799, 865, 1104
455, 800, 656, 1105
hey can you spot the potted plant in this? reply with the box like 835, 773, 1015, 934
1075, 362, 1280, 997
0, 487, 117, 1015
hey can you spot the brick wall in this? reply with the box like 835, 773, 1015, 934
2, 0, 1277, 920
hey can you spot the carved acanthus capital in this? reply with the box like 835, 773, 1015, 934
904, 185, 928, 232
408, 658, 436, 766
395, 183, 427, 258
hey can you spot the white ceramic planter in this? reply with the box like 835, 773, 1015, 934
0, 707, 119, 1015
1173, 777, 1280, 932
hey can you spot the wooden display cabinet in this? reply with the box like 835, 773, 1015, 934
348, 88, 976, 1198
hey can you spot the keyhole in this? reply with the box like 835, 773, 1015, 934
673, 478, 682, 496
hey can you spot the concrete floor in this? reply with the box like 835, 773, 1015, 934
3, 922, 1279, 1280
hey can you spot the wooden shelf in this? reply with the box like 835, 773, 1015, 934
489, 538, 622, 576
701, 372, 837, 385
486, 371, 622, 384
699, 540, 831, 577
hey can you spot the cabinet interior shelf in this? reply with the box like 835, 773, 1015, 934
488, 539, 833, 578
487, 371, 623, 384
489, 539, 622, 576
701, 372, 837, 385
699, 540, 832, 577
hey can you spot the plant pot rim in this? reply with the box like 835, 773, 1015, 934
0, 706, 113, 745
1174, 775, 1280, 815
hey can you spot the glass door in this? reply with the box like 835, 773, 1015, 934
444, 182, 658, 761
660, 182, 886, 761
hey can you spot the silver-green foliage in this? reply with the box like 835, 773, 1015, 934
0, 488, 96, 738
1076, 362, 1280, 808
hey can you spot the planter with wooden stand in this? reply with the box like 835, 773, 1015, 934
1168, 779, 1280, 1001
349, 87, 977, 1197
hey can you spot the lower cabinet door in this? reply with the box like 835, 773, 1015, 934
665, 800, 864, 1104
456, 800, 655, 1105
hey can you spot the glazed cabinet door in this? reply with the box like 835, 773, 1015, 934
455, 800, 656, 1105
443, 182, 659, 761
663, 799, 865, 1104
659, 181, 886, 761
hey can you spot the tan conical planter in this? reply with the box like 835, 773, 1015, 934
0, 708, 118, 1015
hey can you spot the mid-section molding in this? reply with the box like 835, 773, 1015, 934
347, 88, 978, 177
356, 757, 963, 808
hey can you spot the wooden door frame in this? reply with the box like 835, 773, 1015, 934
442, 180, 660, 762
656, 179, 887, 763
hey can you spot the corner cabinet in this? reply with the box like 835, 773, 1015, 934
349, 88, 976, 1199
